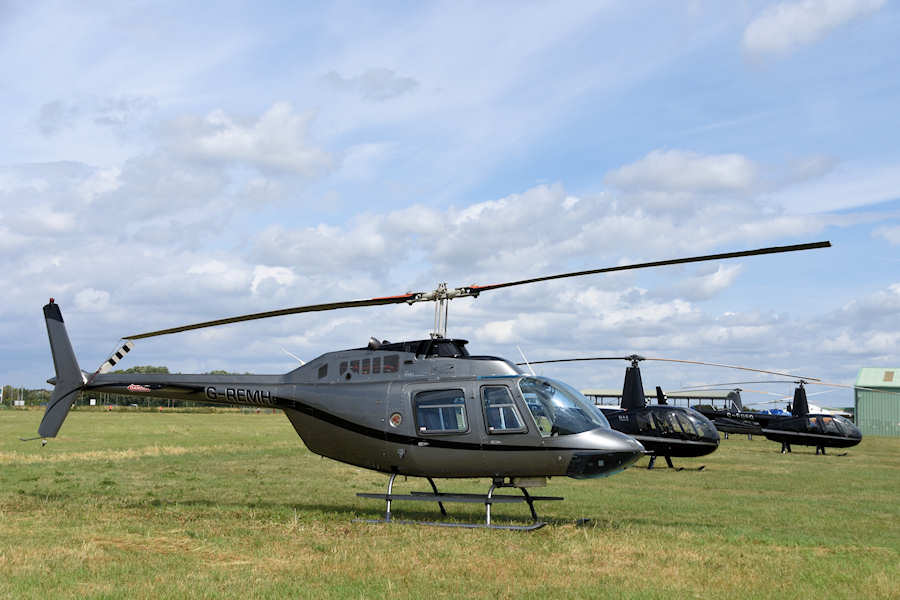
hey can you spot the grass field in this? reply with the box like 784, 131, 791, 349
1, 409, 897, 599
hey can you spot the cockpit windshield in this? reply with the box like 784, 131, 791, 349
684, 409, 719, 439
518, 376, 610, 436
831, 415, 861, 437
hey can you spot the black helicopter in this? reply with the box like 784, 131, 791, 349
520, 355, 720, 470
34, 241, 830, 529
670, 385, 763, 437
691, 382, 862, 455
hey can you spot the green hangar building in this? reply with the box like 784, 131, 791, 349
855, 368, 900, 437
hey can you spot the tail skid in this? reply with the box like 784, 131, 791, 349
37, 300, 85, 439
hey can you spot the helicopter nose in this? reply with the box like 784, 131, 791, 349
563, 428, 645, 479
603, 428, 646, 453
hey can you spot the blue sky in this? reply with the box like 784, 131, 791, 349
1, 0, 898, 408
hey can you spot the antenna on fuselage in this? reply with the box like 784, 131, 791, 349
517, 346, 537, 376
282, 348, 305, 366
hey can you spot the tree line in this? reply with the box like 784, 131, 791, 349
2, 366, 244, 408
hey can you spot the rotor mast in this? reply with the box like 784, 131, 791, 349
410, 282, 481, 338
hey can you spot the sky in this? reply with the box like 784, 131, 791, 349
1, 0, 898, 409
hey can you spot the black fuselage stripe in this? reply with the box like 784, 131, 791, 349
632, 435, 718, 446
89, 383, 597, 453
761, 429, 858, 441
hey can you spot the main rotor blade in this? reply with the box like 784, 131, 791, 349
468, 241, 830, 293
517, 357, 630, 365
124, 240, 830, 340
125, 294, 417, 340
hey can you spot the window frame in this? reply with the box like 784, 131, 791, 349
413, 388, 469, 435
480, 385, 528, 435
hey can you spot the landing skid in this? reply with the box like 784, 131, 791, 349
354, 474, 563, 531
646, 455, 705, 472
816, 446, 848, 456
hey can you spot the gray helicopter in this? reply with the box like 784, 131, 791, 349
35, 241, 829, 529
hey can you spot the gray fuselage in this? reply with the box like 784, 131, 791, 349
84, 340, 644, 479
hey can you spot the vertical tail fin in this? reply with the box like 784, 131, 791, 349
791, 384, 809, 417
621, 365, 646, 410
38, 300, 85, 438
655, 386, 667, 405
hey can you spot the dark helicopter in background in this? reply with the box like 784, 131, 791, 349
34, 242, 829, 529
689, 382, 862, 454
520, 355, 720, 470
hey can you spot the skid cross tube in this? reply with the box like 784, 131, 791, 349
354, 476, 563, 531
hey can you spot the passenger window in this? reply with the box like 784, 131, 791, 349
372, 357, 381, 374
350, 360, 359, 374
317, 364, 328, 379
361, 358, 370, 375
652, 413, 672, 433
636, 411, 655, 433
675, 413, 698, 437
339, 362, 348, 376
415, 389, 467, 434
482, 386, 526, 433
383, 355, 399, 373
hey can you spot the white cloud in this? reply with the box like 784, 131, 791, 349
6, 202, 77, 235
873, 225, 900, 245
604, 150, 758, 193
169, 103, 333, 176
743, 0, 886, 58
251, 265, 297, 295
74, 288, 110, 312
671, 264, 744, 301
478, 319, 518, 344
816, 282, 900, 357
762, 161, 900, 214
338, 142, 395, 180
76, 166, 121, 202
186, 259, 251, 294
36, 95, 157, 137
322, 68, 419, 102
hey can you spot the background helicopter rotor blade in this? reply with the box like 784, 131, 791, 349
640, 357, 822, 381
125, 240, 829, 340
667, 380, 798, 392
466, 241, 830, 293
517, 355, 821, 381
758, 390, 836, 404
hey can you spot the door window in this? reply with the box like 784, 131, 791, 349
481, 386, 526, 433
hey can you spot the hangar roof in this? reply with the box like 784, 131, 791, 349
855, 368, 900, 389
